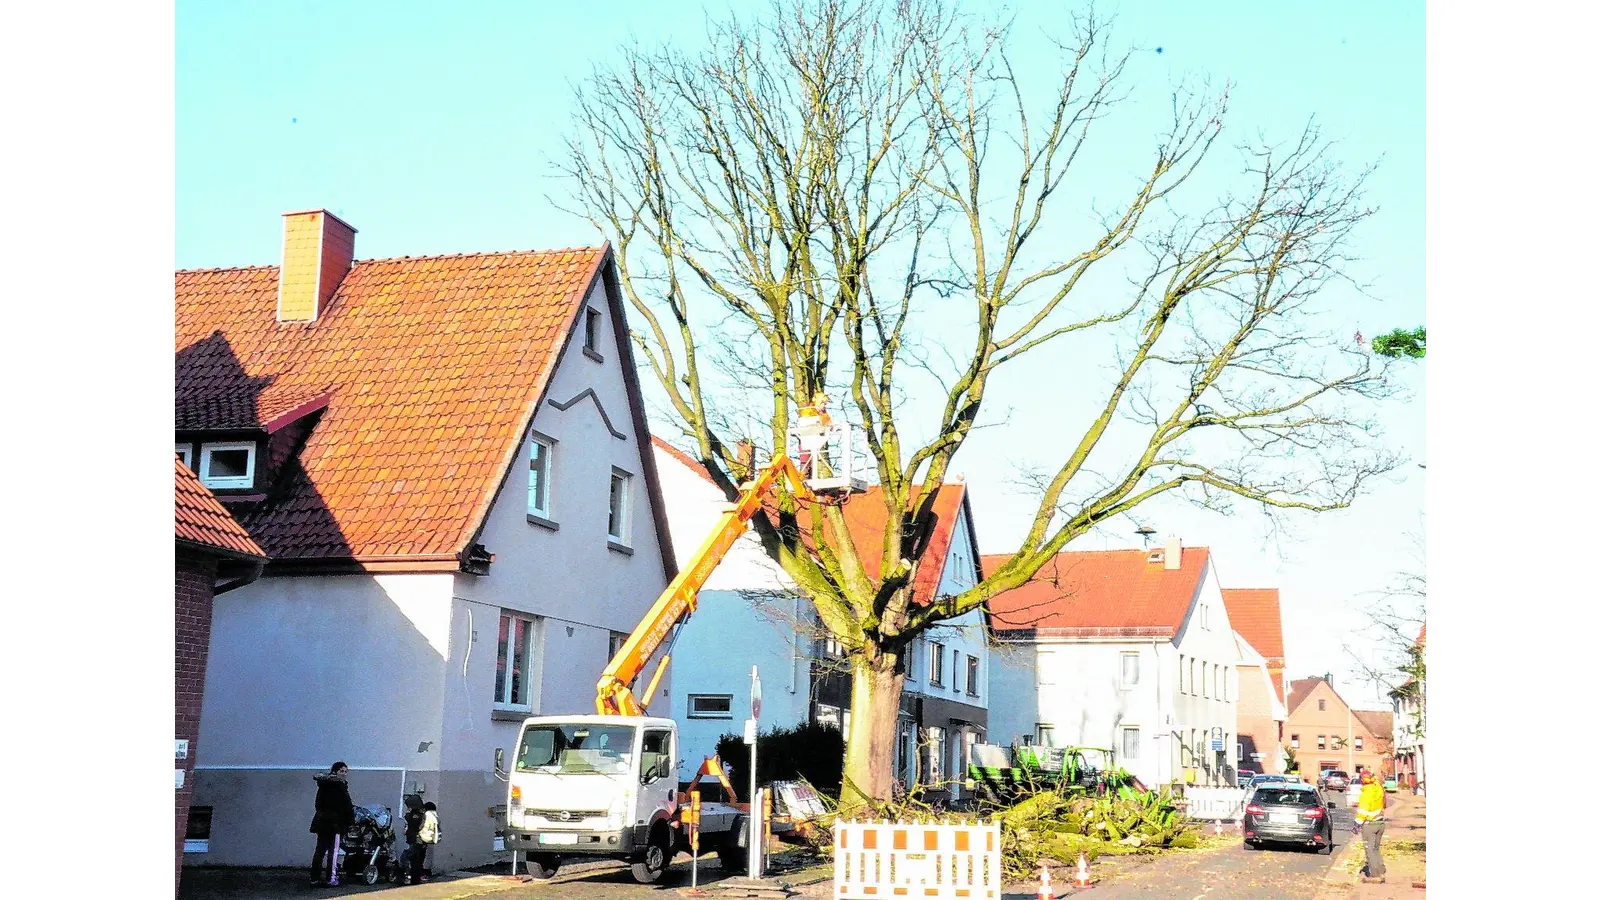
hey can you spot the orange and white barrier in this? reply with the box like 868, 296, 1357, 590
834, 820, 1001, 900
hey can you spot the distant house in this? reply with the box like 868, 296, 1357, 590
1221, 588, 1289, 774
1284, 676, 1394, 779
985, 539, 1243, 789
175, 458, 265, 891
651, 438, 986, 798
1390, 624, 1426, 790
175, 210, 675, 871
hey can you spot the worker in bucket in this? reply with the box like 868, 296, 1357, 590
1353, 769, 1388, 883
794, 392, 832, 476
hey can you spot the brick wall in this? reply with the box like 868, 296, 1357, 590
176, 549, 218, 894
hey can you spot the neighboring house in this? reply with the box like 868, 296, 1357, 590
175, 457, 265, 892
986, 538, 1243, 789
1221, 588, 1288, 774
652, 438, 986, 798
1284, 677, 1395, 779
1230, 632, 1288, 775
1390, 624, 1426, 790
176, 210, 675, 871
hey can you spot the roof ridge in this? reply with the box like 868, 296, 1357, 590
175, 246, 607, 275
350, 246, 607, 266
176, 264, 278, 274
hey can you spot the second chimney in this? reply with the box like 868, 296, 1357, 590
277, 209, 357, 323
1164, 535, 1182, 570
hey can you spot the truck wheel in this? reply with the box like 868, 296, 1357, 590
630, 834, 670, 884
525, 854, 560, 879
717, 842, 749, 873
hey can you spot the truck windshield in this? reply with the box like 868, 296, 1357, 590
516, 724, 636, 775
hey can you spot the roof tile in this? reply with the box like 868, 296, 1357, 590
175, 457, 266, 559
176, 248, 605, 560
983, 548, 1210, 637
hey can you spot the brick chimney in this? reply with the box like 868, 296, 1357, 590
1164, 534, 1182, 570
276, 209, 357, 323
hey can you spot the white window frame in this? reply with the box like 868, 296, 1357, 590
198, 441, 256, 490
494, 612, 540, 711
608, 468, 633, 545
902, 641, 916, 681
1178, 654, 1186, 693
1121, 726, 1141, 761
928, 641, 945, 686
924, 726, 946, 783
176, 443, 193, 468
1291, 734, 1300, 749
528, 435, 554, 519
966, 654, 980, 696
1202, 663, 1210, 699
687, 694, 734, 720
1120, 651, 1140, 689
1355, 736, 1364, 752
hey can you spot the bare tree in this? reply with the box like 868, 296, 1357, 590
564, 0, 1401, 805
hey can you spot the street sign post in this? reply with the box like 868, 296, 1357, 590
749, 666, 762, 881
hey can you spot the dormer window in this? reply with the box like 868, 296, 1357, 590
199, 441, 256, 490
176, 443, 194, 468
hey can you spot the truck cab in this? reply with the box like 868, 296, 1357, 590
501, 715, 680, 876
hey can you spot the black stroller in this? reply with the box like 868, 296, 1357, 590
341, 805, 398, 885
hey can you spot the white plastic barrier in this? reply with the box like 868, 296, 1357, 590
1183, 787, 1249, 821
834, 820, 1000, 900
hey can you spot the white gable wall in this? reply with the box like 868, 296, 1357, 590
904, 505, 988, 710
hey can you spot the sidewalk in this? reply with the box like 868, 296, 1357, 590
1316, 793, 1426, 899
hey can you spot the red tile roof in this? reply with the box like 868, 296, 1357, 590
1286, 677, 1323, 715
651, 436, 977, 605
176, 457, 266, 559
983, 547, 1210, 637
1353, 709, 1394, 741
176, 247, 609, 562
1416, 624, 1426, 647
1221, 588, 1285, 664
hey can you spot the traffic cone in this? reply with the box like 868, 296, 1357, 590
1037, 862, 1054, 900
1074, 852, 1093, 890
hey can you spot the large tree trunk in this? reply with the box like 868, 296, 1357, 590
840, 651, 903, 808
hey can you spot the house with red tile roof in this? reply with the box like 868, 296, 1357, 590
1222, 588, 1289, 775
175, 458, 265, 891
984, 539, 1246, 788
651, 437, 987, 799
1283, 676, 1394, 781
176, 210, 674, 872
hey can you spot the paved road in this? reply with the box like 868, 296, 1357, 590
1022, 788, 1358, 900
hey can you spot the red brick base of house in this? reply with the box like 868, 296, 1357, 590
176, 549, 218, 892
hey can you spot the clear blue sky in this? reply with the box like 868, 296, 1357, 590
178, 0, 1424, 708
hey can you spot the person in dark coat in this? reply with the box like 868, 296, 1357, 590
309, 762, 355, 886
401, 794, 426, 885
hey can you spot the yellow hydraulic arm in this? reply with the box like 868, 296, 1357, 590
595, 452, 817, 717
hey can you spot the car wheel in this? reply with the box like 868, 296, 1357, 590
630, 834, 670, 884
524, 854, 560, 880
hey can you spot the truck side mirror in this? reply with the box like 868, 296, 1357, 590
494, 748, 507, 780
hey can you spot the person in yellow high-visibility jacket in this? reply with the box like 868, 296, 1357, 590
1353, 770, 1388, 883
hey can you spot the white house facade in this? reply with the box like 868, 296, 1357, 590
177, 218, 674, 872
985, 540, 1242, 788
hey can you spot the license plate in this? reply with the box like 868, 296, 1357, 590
1269, 812, 1299, 825
540, 833, 578, 845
